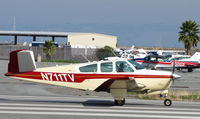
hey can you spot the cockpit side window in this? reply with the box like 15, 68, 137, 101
144, 56, 150, 61
150, 57, 157, 61
79, 64, 97, 72
128, 60, 144, 70
157, 57, 164, 62
116, 61, 134, 72
101, 62, 113, 72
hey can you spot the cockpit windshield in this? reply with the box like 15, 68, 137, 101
128, 60, 145, 70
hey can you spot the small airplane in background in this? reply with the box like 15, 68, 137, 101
105, 47, 147, 60
134, 54, 199, 72
110, 46, 199, 72
115, 45, 135, 55
176, 52, 200, 64
5, 49, 181, 106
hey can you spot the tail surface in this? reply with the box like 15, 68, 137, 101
8, 49, 36, 73
189, 52, 200, 62
138, 49, 147, 55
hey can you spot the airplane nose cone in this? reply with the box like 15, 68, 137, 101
172, 74, 181, 79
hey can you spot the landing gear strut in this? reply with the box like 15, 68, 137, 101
114, 99, 125, 106
164, 99, 172, 106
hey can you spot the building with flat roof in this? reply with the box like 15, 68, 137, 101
0, 31, 117, 49
67, 33, 117, 49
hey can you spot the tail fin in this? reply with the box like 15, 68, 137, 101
189, 52, 200, 62
130, 45, 135, 50
8, 49, 36, 73
138, 49, 147, 55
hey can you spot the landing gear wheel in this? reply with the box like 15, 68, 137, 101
188, 68, 193, 72
114, 99, 125, 106
164, 99, 172, 106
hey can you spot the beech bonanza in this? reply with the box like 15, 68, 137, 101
5, 50, 181, 106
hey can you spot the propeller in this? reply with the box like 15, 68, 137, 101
171, 59, 176, 96
171, 59, 181, 95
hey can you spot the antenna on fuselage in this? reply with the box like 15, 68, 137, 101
81, 53, 90, 62
51, 57, 59, 67
13, 16, 16, 31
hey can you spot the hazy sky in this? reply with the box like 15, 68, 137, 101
0, 0, 200, 47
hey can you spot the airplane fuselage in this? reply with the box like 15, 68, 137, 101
5, 68, 172, 94
5, 49, 180, 106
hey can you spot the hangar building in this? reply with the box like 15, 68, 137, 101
0, 31, 117, 49
67, 33, 117, 49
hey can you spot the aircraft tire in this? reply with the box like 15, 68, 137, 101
114, 99, 125, 106
188, 68, 193, 72
164, 99, 172, 106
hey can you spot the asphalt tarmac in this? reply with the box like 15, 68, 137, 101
0, 95, 200, 119
0, 60, 200, 119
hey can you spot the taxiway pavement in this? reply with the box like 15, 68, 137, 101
0, 95, 200, 119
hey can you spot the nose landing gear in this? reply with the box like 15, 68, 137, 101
160, 94, 172, 106
164, 99, 172, 106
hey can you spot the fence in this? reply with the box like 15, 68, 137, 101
0, 45, 98, 62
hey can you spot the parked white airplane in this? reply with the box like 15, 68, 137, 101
105, 48, 148, 60
133, 49, 148, 59
115, 45, 135, 55
177, 52, 200, 63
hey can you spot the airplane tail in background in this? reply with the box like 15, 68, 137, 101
189, 52, 200, 62
8, 49, 36, 73
138, 49, 147, 55
130, 45, 135, 50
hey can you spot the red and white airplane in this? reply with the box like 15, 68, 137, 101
5, 49, 181, 106
134, 55, 199, 72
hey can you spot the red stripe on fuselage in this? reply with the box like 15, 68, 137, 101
136, 60, 171, 65
5, 71, 172, 83
135, 60, 198, 66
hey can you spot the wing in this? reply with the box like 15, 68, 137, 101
95, 77, 146, 92
127, 77, 146, 91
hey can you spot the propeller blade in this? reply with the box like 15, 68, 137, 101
171, 59, 176, 96
172, 60, 176, 73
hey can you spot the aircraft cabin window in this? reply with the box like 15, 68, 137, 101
116, 61, 133, 72
79, 64, 97, 72
157, 57, 164, 62
144, 56, 150, 61
150, 57, 157, 61
128, 60, 144, 70
101, 62, 113, 72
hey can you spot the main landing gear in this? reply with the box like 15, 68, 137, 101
114, 99, 125, 106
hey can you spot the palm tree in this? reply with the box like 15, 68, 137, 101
178, 20, 200, 55
43, 40, 56, 60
